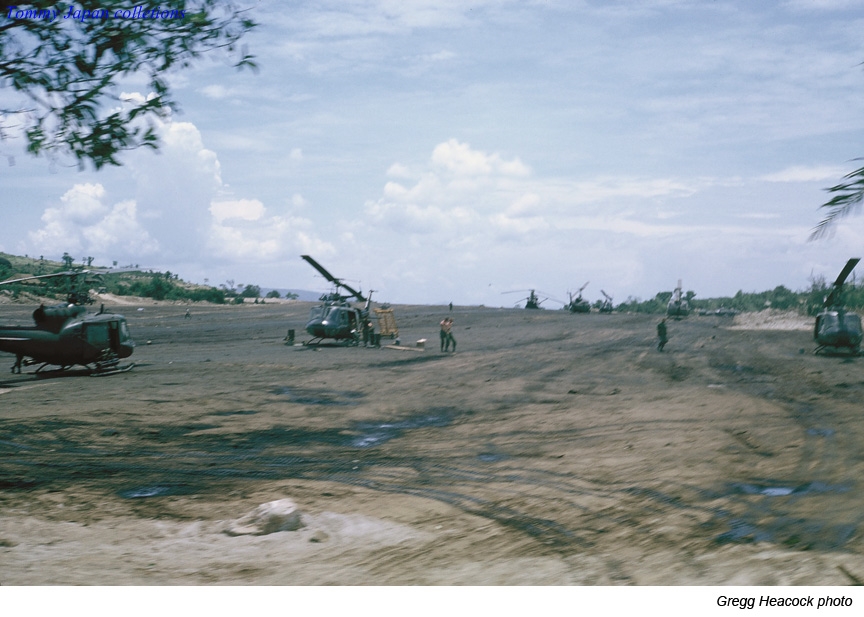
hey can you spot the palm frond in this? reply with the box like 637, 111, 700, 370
810, 160, 864, 240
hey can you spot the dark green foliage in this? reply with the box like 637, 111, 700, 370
1, 2, 256, 169
619, 279, 864, 315
239, 284, 260, 298
111, 274, 225, 303
617, 291, 675, 314
265, 290, 281, 299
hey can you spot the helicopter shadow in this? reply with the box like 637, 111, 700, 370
297, 341, 362, 349
0, 371, 54, 388
0, 362, 138, 386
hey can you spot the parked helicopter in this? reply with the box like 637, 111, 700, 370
666, 279, 690, 319
565, 282, 590, 313
301, 255, 376, 346
503, 289, 553, 309
599, 290, 614, 313
814, 258, 862, 355
0, 270, 135, 375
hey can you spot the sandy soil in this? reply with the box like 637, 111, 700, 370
1, 302, 863, 585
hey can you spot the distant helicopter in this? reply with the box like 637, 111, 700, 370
0, 270, 135, 375
503, 289, 553, 309
599, 290, 614, 313
814, 258, 862, 355
565, 282, 590, 313
666, 279, 690, 319
301, 255, 376, 346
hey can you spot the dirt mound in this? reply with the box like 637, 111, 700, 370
728, 309, 812, 331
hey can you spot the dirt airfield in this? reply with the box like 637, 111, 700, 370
1, 299, 863, 585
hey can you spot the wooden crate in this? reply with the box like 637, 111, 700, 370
373, 308, 399, 338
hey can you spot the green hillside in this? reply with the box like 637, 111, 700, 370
0, 252, 227, 304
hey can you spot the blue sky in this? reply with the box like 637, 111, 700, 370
3, 0, 864, 306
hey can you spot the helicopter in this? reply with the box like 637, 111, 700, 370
564, 282, 590, 313
598, 290, 614, 313
666, 279, 690, 319
503, 289, 551, 309
0, 269, 135, 375
300, 255, 376, 346
814, 257, 862, 355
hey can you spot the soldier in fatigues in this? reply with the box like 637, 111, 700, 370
657, 318, 668, 352
440, 317, 456, 352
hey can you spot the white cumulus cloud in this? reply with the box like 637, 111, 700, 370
28, 183, 158, 259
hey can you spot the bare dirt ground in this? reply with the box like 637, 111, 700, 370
1, 301, 863, 585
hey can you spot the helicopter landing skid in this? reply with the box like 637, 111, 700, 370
815, 345, 861, 357
302, 337, 359, 347
90, 362, 135, 376
23, 359, 135, 377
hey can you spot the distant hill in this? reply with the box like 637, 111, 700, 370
0, 252, 332, 306
0, 252, 225, 304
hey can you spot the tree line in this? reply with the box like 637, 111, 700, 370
616, 277, 861, 316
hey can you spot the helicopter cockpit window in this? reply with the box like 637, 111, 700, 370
119, 321, 130, 342
309, 307, 324, 321
821, 313, 840, 329
84, 323, 110, 346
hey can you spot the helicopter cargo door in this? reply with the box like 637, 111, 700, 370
84, 322, 110, 347
108, 320, 122, 352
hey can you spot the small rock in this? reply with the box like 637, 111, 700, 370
225, 498, 305, 536
309, 530, 329, 543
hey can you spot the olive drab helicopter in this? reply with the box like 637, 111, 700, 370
565, 282, 590, 313
0, 269, 135, 375
666, 279, 690, 319
503, 289, 551, 309
301, 255, 376, 346
599, 290, 614, 313
814, 258, 862, 355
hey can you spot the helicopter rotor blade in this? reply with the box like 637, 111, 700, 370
0, 270, 93, 286
340, 282, 366, 303
0, 265, 140, 287
301, 255, 339, 285
834, 258, 860, 288
825, 258, 860, 307
301, 255, 365, 302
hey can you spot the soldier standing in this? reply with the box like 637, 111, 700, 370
657, 318, 668, 352
440, 317, 450, 352
445, 317, 456, 352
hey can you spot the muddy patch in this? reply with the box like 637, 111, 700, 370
271, 387, 364, 406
